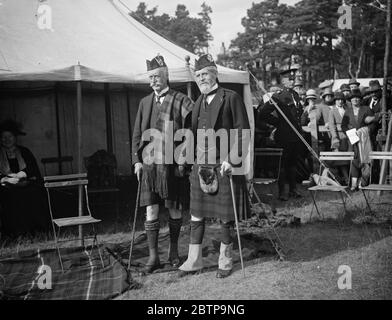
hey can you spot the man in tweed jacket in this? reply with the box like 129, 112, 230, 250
178, 54, 250, 279
132, 54, 193, 274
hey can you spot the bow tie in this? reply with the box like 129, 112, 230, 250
204, 88, 218, 97
155, 91, 168, 99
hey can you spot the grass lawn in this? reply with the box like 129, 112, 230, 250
1, 185, 392, 300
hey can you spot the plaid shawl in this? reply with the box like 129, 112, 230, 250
143, 89, 193, 199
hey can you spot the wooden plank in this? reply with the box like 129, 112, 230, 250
369, 156, 392, 160
320, 156, 354, 161
44, 179, 88, 188
44, 173, 87, 181
320, 152, 354, 156
370, 152, 392, 155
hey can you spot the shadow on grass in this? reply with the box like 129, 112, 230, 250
276, 219, 392, 263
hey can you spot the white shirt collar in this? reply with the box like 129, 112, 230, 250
205, 84, 218, 104
154, 86, 169, 102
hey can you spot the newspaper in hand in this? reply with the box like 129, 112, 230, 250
346, 128, 359, 145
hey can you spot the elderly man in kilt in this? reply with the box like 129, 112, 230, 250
178, 54, 250, 279
131, 54, 193, 274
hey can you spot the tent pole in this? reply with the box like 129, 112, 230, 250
185, 55, 192, 99
126, 86, 133, 156
104, 83, 114, 154
77, 80, 84, 246
187, 82, 192, 99
54, 83, 63, 175
379, 0, 391, 188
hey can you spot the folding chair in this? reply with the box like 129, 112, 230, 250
308, 151, 354, 220
248, 148, 286, 260
44, 173, 104, 272
360, 151, 392, 214
248, 148, 283, 215
41, 156, 74, 176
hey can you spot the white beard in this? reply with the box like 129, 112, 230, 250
198, 83, 215, 95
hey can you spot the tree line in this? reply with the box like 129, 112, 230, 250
218, 0, 390, 87
130, 2, 213, 55
130, 1, 390, 88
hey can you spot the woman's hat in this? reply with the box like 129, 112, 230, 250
340, 83, 350, 92
334, 91, 346, 101
306, 89, 317, 100
349, 89, 362, 100
367, 81, 382, 93
0, 119, 26, 136
348, 78, 360, 86
321, 87, 333, 98
294, 78, 303, 87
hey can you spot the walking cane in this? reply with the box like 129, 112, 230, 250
229, 175, 245, 278
128, 181, 141, 271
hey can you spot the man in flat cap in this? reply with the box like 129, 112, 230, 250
178, 54, 250, 278
258, 64, 303, 200
131, 54, 193, 273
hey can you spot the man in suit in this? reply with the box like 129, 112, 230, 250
131, 54, 193, 273
258, 64, 303, 200
178, 54, 250, 279
367, 81, 383, 150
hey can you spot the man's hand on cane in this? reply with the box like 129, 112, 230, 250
134, 162, 143, 182
220, 161, 233, 177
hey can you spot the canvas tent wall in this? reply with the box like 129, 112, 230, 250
0, 0, 254, 177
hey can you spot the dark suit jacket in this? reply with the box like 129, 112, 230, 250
131, 89, 193, 166
341, 105, 374, 133
258, 88, 302, 145
192, 87, 250, 165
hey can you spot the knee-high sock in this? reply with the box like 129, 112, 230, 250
168, 217, 182, 258
190, 220, 205, 245
220, 221, 234, 245
145, 219, 160, 265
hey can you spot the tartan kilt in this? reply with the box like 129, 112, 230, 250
139, 165, 190, 210
189, 164, 249, 222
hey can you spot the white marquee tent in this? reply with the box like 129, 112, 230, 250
0, 0, 254, 177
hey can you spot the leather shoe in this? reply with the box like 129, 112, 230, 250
169, 257, 181, 268
176, 269, 203, 278
140, 262, 161, 275
216, 268, 232, 279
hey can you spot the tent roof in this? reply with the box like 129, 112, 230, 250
0, 0, 249, 84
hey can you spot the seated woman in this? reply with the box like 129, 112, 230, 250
341, 90, 378, 191
0, 119, 49, 237
328, 92, 350, 185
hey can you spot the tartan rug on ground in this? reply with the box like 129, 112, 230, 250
110, 225, 278, 274
0, 246, 136, 300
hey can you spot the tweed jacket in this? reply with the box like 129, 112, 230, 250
191, 86, 250, 166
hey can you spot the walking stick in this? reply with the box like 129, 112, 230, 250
128, 181, 141, 271
229, 175, 245, 278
